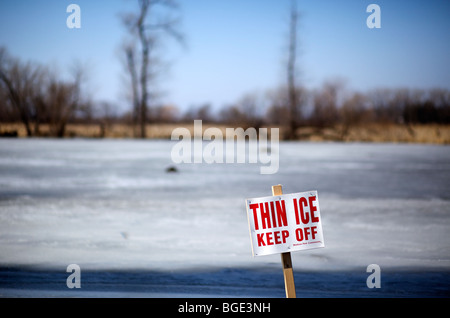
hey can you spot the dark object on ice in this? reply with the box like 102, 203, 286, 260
165, 166, 178, 173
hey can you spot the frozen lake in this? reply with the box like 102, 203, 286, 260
0, 139, 449, 297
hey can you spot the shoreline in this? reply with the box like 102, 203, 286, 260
1, 123, 449, 144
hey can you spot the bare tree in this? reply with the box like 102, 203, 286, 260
368, 88, 396, 123
0, 47, 44, 136
0, 83, 13, 122
123, 43, 140, 136
286, 0, 302, 139
121, 0, 184, 138
220, 93, 266, 128
182, 103, 214, 123
310, 79, 345, 128
150, 104, 180, 123
265, 87, 289, 126
340, 92, 369, 139
0, 47, 90, 137
429, 88, 450, 124
38, 72, 87, 137
265, 86, 307, 134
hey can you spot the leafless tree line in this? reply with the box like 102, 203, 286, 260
0, 47, 90, 137
224, 83, 449, 129
123, 80, 450, 131
1, 44, 448, 139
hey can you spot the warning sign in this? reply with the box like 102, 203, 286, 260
245, 190, 324, 256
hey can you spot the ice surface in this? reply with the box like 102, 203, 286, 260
0, 139, 449, 296
1, 139, 449, 271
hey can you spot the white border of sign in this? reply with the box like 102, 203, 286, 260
245, 190, 325, 256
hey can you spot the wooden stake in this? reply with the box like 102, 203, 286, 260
272, 184, 297, 298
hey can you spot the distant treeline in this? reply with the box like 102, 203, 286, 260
1, 47, 449, 139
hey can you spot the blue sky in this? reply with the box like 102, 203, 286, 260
1, 0, 449, 113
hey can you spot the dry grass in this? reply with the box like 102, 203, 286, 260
1, 122, 449, 144
296, 123, 450, 144
0, 122, 231, 139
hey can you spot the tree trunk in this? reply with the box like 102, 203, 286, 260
287, 1, 299, 140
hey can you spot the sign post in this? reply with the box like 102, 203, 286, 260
272, 185, 296, 298
245, 184, 325, 298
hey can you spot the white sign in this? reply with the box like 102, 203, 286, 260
245, 190, 325, 256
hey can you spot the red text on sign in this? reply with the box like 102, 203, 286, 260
249, 200, 288, 230
295, 226, 318, 241
256, 230, 289, 246
293, 196, 320, 225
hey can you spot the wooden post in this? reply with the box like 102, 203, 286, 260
272, 184, 297, 298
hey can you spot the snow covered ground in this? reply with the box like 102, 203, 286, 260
0, 139, 449, 297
